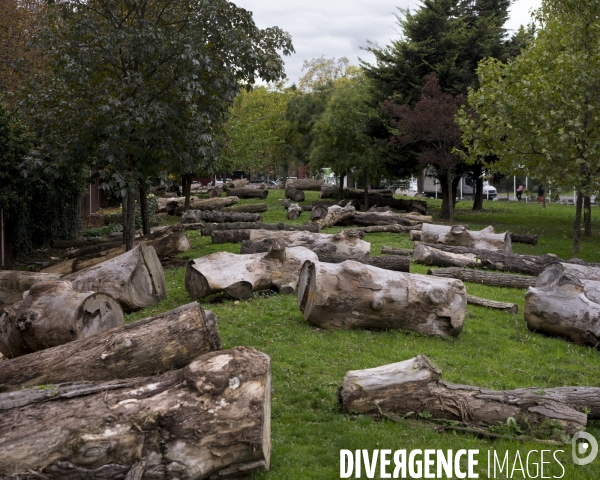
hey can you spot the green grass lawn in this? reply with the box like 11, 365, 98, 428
128, 190, 600, 479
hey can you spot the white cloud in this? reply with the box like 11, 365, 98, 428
234, 0, 542, 85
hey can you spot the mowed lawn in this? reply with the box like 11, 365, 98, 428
128, 190, 600, 479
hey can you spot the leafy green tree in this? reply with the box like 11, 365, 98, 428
460, 0, 600, 253
24, 0, 293, 249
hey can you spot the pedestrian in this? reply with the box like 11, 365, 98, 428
537, 184, 544, 203
516, 182, 523, 201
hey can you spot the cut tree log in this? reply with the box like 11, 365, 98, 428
186, 242, 319, 299
313, 204, 356, 229
338, 355, 585, 435
207, 186, 223, 198
224, 203, 269, 213
0, 271, 61, 309
525, 263, 600, 345
427, 267, 536, 288
413, 243, 562, 276
0, 302, 221, 392
281, 199, 312, 211
0, 281, 124, 358
511, 233, 538, 245
345, 190, 428, 214
223, 178, 249, 190
320, 183, 339, 198
156, 195, 239, 213
42, 225, 192, 275
0, 347, 272, 479
205, 221, 320, 238
287, 203, 303, 220
381, 246, 413, 256
181, 209, 262, 223
310, 204, 329, 221
285, 184, 305, 202
226, 187, 269, 199
63, 243, 167, 311
240, 241, 409, 272
298, 260, 465, 336
350, 224, 418, 234
466, 294, 518, 313
344, 211, 431, 227
419, 224, 512, 253
288, 178, 324, 190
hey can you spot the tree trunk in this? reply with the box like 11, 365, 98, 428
186, 243, 319, 299
466, 294, 518, 313
363, 169, 369, 211
447, 170, 454, 223
0, 281, 124, 358
413, 243, 562, 275
138, 181, 150, 235
584, 195, 592, 237
287, 178, 324, 190
350, 224, 417, 234
320, 184, 338, 199
338, 355, 585, 435
347, 211, 431, 227
510, 233, 538, 245
420, 224, 512, 253
181, 210, 262, 224
313, 204, 356, 229
381, 246, 413, 256
0, 271, 61, 309
155, 195, 239, 213
472, 165, 484, 210
427, 267, 536, 288
525, 262, 600, 345
297, 260, 465, 336
223, 178, 249, 190
573, 190, 583, 254
63, 243, 167, 312
225, 187, 268, 199
285, 185, 305, 202
310, 205, 329, 221
287, 203, 303, 220
0, 347, 272, 480
0, 302, 221, 392
203, 221, 319, 237
207, 185, 223, 198
123, 189, 136, 251
224, 203, 268, 213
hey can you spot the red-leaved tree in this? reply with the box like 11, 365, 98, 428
386, 74, 466, 222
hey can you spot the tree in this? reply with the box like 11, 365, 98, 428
24, 0, 293, 250
387, 74, 465, 222
297, 56, 350, 92
460, 0, 600, 254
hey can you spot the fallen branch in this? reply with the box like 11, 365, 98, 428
466, 294, 518, 313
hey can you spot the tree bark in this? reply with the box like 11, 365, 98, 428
573, 190, 583, 254
204, 221, 320, 237
288, 178, 324, 190
225, 187, 268, 199
181, 210, 262, 224
123, 189, 136, 251
313, 204, 356, 229
0, 347, 272, 480
427, 267, 536, 288
285, 185, 305, 202
584, 195, 592, 237
472, 164, 484, 211
413, 243, 562, 275
298, 260, 465, 336
224, 203, 268, 213
182, 174, 193, 211
186, 243, 319, 299
381, 246, 413, 256
0, 302, 221, 392
420, 224, 512, 253
466, 294, 518, 313
0, 271, 61, 309
338, 355, 585, 435
138, 181, 150, 235
287, 203, 303, 220
0, 281, 124, 358
63, 243, 167, 312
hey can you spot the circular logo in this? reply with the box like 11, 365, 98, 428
572, 431, 598, 466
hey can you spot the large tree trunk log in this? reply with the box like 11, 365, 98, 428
225, 187, 269, 199
381, 246, 413, 256
345, 190, 428, 214
181, 209, 262, 224
63, 244, 167, 311
205, 222, 320, 238
466, 294, 518, 313
288, 178, 324, 190
338, 355, 585, 435
346, 211, 432, 227
349, 224, 418, 234
224, 203, 268, 213
240, 241, 409, 272
0, 281, 124, 358
0, 302, 221, 392
287, 203, 303, 220
207, 186, 223, 198
285, 185, 305, 202
0, 347, 272, 480
428, 267, 536, 288
525, 263, 600, 345
298, 260, 465, 336
312, 200, 336, 207
0, 271, 61, 309
510, 233, 538, 245
420, 224, 512, 253
186, 243, 319, 299
320, 183, 338, 198
310, 205, 329, 221
413, 243, 562, 275
223, 178, 249, 190
42, 225, 191, 275
156, 195, 239, 213
313, 204, 356, 229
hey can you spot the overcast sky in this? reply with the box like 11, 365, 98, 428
234, 0, 542, 85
